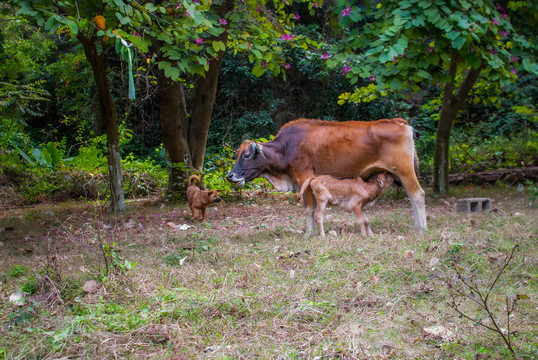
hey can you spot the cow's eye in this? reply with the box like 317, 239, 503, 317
244, 153, 251, 159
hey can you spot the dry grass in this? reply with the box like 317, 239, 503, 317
0, 185, 537, 359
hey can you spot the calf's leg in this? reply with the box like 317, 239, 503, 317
352, 206, 370, 236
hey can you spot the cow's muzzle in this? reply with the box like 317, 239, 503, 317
226, 172, 245, 186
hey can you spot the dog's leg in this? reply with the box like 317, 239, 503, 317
190, 206, 197, 220
201, 207, 207, 221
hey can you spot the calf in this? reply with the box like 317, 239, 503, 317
299, 172, 395, 236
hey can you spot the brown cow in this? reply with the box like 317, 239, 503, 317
226, 118, 427, 233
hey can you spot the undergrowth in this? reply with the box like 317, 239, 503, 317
0, 185, 536, 359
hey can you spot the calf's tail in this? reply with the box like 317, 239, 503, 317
298, 177, 314, 201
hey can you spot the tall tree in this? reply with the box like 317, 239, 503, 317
125, 0, 321, 197
331, 0, 537, 193
14, 0, 136, 211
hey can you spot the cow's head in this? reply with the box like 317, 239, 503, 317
226, 140, 266, 186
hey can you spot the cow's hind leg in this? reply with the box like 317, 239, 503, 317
302, 185, 317, 236
398, 171, 427, 231
315, 200, 328, 237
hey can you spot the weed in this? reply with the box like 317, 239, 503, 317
7, 264, 27, 278
439, 245, 528, 356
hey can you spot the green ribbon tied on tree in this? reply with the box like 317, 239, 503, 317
119, 38, 135, 100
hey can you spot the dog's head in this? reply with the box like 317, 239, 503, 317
208, 190, 222, 203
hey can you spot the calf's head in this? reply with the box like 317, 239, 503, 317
226, 140, 266, 186
374, 172, 395, 190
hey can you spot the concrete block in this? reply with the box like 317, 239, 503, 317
456, 198, 492, 213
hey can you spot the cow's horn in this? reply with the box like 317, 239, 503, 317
250, 141, 261, 154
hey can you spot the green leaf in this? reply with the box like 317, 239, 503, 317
165, 66, 180, 80
389, 78, 403, 90
416, 69, 431, 79
114, 0, 125, 12
452, 36, 466, 50
412, 16, 425, 27
252, 65, 265, 77
65, 19, 78, 35
251, 49, 262, 59
44, 16, 57, 31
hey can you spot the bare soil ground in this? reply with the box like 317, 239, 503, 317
0, 185, 537, 359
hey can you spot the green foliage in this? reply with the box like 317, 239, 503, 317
121, 153, 167, 198
207, 110, 276, 152
21, 276, 38, 295
7, 265, 28, 278
330, 0, 537, 105
450, 131, 538, 173
0, 81, 50, 120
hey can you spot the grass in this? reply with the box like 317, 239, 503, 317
0, 184, 537, 359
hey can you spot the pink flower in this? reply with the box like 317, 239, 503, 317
284, 63, 291, 70
261, 61, 266, 68
312, 3, 319, 8
490, 48, 497, 54
281, 34, 295, 41
196, 38, 203, 44
496, 3, 504, 11
369, 75, 376, 82
134, 32, 140, 38
426, 47, 434, 53
186, 11, 190, 16
321, 53, 330, 60
511, 67, 517, 74
219, 18, 228, 25
342, 66, 351, 75
295, 14, 301, 20
176, 2, 181, 9
393, 56, 398, 62
491, 18, 499, 25
341, 7, 351, 16
500, 30, 507, 37
511, 55, 518, 62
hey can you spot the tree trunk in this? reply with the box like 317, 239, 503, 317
433, 54, 483, 194
158, 0, 233, 195
156, 68, 192, 198
189, 55, 225, 171
77, 33, 125, 212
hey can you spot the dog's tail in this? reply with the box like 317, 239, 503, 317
189, 174, 201, 186
298, 176, 314, 201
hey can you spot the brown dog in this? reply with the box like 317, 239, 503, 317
186, 175, 222, 220
299, 172, 395, 236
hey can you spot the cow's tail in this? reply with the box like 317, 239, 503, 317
298, 176, 314, 201
411, 126, 420, 178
